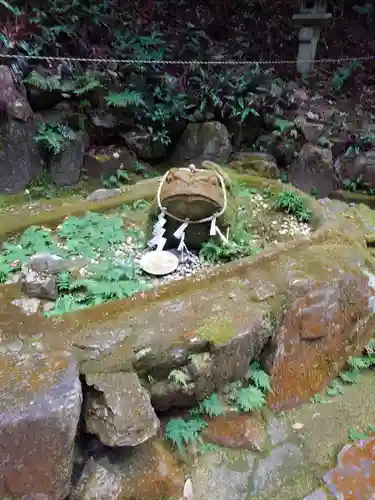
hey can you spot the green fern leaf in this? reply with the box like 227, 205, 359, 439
199, 393, 225, 418
339, 370, 358, 384
23, 71, 61, 91
164, 417, 207, 450
247, 361, 272, 393
105, 90, 145, 107
229, 387, 266, 412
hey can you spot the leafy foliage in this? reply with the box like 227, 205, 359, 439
0, 211, 150, 315
274, 191, 312, 222
198, 393, 225, 418
228, 386, 266, 412
34, 121, 76, 155
164, 417, 207, 451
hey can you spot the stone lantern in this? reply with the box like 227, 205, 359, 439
293, 0, 332, 74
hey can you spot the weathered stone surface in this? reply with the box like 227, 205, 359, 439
191, 442, 318, 500
121, 129, 167, 161
336, 150, 375, 188
84, 372, 160, 447
228, 152, 280, 178
202, 412, 267, 451
323, 438, 375, 499
71, 439, 185, 500
190, 449, 256, 500
288, 144, 339, 197
27, 253, 66, 274
0, 350, 82, 499
264, 263, 375, 410
172, 121, 232, 166
0, 116, 44, 194
21, 269, 58, 300
50, 132, 88, 186
251, 443, 306, 497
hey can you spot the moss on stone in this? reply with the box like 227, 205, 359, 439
196, 316, 236, 345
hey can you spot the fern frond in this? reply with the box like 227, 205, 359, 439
23, 71, 61, 91
105, 90, 145, 107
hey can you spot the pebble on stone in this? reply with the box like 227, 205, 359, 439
0, 349, 82, 499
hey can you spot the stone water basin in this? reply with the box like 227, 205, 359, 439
1, 174, 375, 499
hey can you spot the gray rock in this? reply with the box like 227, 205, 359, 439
0, 117, 45, 195
251, 442, 308, 497
21, 270, 58, 300
121, 129, 167, 161
0, 350, 82, 499
71, 459, 123, 500
266, 415, 290, 446
84, 372, 160, 447
50, 132, 88, 186
172, 121, 232, 166
27, 253, 65, 274
191, 450, 256, 500
287, 144, 339, 198
86, 188, 121, 202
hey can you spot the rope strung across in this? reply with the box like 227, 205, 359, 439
149, 164, 229, 260
0, 53, 374, 65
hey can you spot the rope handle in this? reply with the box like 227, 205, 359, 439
156, 164, 228, 224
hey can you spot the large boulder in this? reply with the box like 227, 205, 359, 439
49, 131, 89, 186
0, 66, 44, 193
287, 144, 339, 197
0, 349, 82, 499
171, 121, 232, 166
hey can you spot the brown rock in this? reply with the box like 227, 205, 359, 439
72, 439, 185, 500
323, 438, 375, 499
202, 412, 267, 451
288, 144, 339, 197
265, 269, 375, 410
0, 349, 82, 499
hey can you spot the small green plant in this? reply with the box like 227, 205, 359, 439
102, 167, 130, 188
228, 386, 266, 412
331, 61, 362, 93
274, 191, 312, 222
34, 121, 76, 155
168, 369, 191, 388
163, 360, 271, 452
311, 335, 375, 404
164, 417, 208, 451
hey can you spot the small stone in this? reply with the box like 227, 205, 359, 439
21, 270, 58, 300
292, 422, 305, 430
84, 372, 160, 447
27, 253, 65, 274
86, 188, 121, 202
